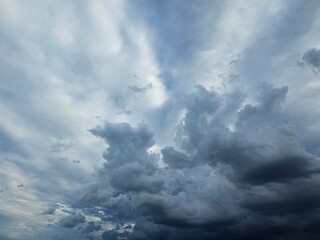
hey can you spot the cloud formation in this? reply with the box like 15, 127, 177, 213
1, 0, 320, 239
85, 83, 320, 239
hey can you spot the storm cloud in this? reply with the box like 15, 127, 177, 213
85, 83, 320, 239
1, 0, 320, 239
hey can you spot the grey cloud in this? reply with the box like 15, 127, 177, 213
110, 163, 164, 193
301, 48, 320, 71
242, 190, 320, 216
59, 214, 86, 228
0, 127, 28, 157
236, 83, 288, 134
110, 95, 132, 115
129, 84, 152, 93
240, 155, 320, 185
50, 138, 72, 153
83, 84, 320, 239
37, 224, 88, 240
43, 207, 56, 215
82, 221, 101, 233
129, 0, 227, 68
102, 229, 131, 240
135, 195, 239, 230
90, 122, 155, 169
238, 181, 320, 240
161, 147, 193, 169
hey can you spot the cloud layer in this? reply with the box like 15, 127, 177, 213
1, 0, 320, 239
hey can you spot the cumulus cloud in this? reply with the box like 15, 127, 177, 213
82, 84, 320, 239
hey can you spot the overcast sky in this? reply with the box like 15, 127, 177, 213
1, 0, 320, 239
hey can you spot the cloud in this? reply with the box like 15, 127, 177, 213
129, 84, 153, 93
109, 163, 164, 194
0, 0, 167, 237
82, 83, 320, 239
82, 221, 101, 233
89, 122, 156, 169
1, 1, 320, 239
161, 147, 193, 169
301, 48, 320, 71
239, 155, 320, 184
59, 214, 86, 228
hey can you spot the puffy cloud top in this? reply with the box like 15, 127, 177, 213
84, 84, 320, 239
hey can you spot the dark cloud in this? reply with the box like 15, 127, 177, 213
43, 207, 56, 215
242, 190, 320, 216
102, 229, 131, 240
240, 155, 320, 185
59, 214, 85, 228
109, 163, 164, 193
82, 221, 101, 233
161, 147, 192, 169
301, 48, 320, 71
89, 122, 156, 169
84, 83, 320, 239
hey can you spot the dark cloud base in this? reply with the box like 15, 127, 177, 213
301, 48, 320, 72
82, 84, 320, 240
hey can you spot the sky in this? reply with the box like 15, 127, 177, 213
1, 0, 320, 239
